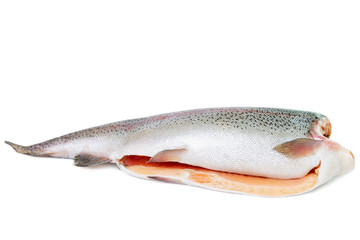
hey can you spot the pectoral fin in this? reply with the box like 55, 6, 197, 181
74, 154, 112, 167
273, 138, 322, 159
147, 148, 187, 163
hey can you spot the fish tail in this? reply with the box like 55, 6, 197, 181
5, 140, 113, 167
5, 141, 42, 156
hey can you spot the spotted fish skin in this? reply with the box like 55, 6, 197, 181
6, 108, 325, 157
5, 108, 350, 181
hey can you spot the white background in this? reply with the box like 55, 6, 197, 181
0, 1, 359, 239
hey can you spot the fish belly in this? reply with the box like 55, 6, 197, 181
120, 127, 319, 179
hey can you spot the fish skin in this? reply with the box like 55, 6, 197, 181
5, 107, 353, 181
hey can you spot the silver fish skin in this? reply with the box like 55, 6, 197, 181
5, 107, 354, 182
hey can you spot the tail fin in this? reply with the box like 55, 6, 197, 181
5, 141, 37, 156
5, 140, 112, 166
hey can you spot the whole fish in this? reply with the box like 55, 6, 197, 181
5, 107, 354, 196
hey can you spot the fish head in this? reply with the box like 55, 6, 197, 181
325, 140, 355, 174
317, 139, 355, 185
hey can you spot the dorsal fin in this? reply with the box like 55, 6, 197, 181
74, 154, 112, 167
273, 138, 323, 159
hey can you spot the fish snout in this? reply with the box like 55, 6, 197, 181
331, 144, 355, 175
317, 141, 355, 186
342, 150, 355, 175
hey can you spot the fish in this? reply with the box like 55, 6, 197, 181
5, 107, 355, 197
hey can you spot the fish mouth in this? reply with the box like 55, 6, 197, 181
311, 117, 332, 139
118, 155, 320, 197
350, 151, 355, 160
